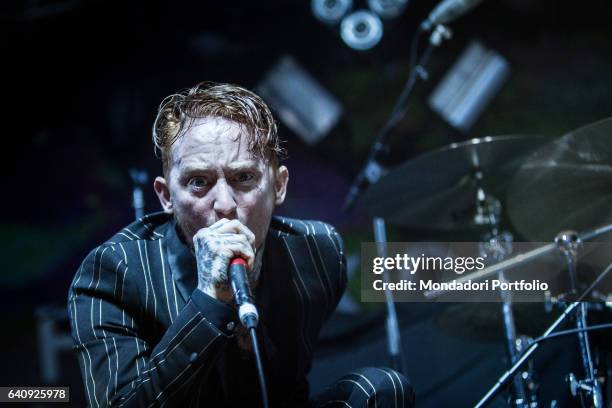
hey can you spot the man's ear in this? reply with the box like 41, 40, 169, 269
274, 165, 289, 205
154, 176, 173, 214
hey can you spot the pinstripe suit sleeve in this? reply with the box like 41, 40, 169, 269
328, 227, 348, 314
68, 244, 233, 407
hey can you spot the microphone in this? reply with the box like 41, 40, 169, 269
228, 257, 259, 329
421, 0, 484, 30
229, 257, 270, 408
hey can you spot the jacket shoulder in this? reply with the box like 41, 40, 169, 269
105, 211, 172, 245
71, 212, 172, 290
270, 216, 341, 240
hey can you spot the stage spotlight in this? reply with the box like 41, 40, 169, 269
340, 10, 383, 51
311, 0, 353, 25
428, 41, 510, 132
367, 0, 409, 19
257, 56, 343, 145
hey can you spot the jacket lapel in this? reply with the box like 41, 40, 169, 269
163, 219, 198, 304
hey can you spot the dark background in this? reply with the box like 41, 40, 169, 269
1, 0, 611, 406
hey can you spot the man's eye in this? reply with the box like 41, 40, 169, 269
235, 172, 255, 183
188, 177, 208, 189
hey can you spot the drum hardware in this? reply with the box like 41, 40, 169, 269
373, 217, 409, 376
567, 372, 603, 408
555, 231, 603, 407
473, 167, 502, 227
358, 134, 548, 229
475, 241, 612, 408
543, 290, 555, 313
514, 336, 539, 406
483, 235, 535, 407
474, 300, 582, 408
478, 201, 537, 407
358, 133, 549, 405
424, 223, 612, 299
474, 259, 612, 407
357, 117, 612, 406
542, 289, 571, 314
503, 118, 612, 406
555, 231, 582, 298
429, 223, 612, 406
427, 224, 612, 407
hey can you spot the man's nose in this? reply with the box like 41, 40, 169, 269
212, 179, 238, 216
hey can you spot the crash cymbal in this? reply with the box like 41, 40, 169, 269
358, 135, 548, 229
507, 118, 612, 242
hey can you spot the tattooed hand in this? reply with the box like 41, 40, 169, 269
193, 219, 256, 303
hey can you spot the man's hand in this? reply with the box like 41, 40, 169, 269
193, 218, 256, 303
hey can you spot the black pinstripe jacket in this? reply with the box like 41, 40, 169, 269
68, 212, 346, 407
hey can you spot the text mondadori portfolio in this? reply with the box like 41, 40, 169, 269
373, 279, 549, 292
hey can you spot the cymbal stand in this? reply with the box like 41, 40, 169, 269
555, 231, 603, 407
476, 178, 536, 407
373, 217, 408, 376
475, 301, 580, 408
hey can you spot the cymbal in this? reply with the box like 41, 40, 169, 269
507, 118, 612, 241
358, 135, 548, 229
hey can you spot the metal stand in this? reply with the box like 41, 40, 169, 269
425, 224, 612, 298
343, 24, 446, 211
373, 217, 408, 375
129, 169, 148, 220
474, 302, 581, 408
482, 236, 534, 408
36, 306, 73, 384
477, 182, 536, 407
471, 225, 612, 407
555, 231, 603, 408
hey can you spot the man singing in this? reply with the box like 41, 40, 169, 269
68, 82, 413, 407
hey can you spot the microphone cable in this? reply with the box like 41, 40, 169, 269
228, 257, 269, 408
249, 326, 269, 408
532, 323, 612, 345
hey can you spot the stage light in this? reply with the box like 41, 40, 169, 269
340, 10, 384, 51
367, 0, 409, 19
428, 41, 510, 132
311, 0, 353, 25
257, 56, 343, 145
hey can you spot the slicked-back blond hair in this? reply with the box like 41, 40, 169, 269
152, 82, 286, 175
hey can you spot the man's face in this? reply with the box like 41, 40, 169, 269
154, 117, 288, 250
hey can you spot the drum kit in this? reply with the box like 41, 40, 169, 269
357, 118, 612, 407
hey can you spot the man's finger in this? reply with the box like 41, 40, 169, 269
215, 219, 256, 246
208, 218, 232, 231
218, 242, 255, 269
